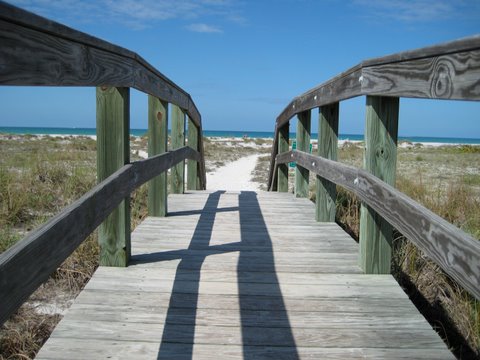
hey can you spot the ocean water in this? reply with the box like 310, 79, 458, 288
1, 126, 480, 145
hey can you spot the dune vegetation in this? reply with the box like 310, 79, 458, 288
0, 135, 479, 359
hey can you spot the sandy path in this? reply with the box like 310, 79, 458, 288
207, 154, 261, 191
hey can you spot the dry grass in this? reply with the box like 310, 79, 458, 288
332, 142, 480, 358
0, 135, 150, 359
1, 135, 479, 358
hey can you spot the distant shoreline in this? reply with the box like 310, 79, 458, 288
1, 126, 480, 145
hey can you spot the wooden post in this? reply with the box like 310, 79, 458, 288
148, 96, 168, 216
359, 96, 399, 274
277, 122, 289, 192
316, 103, 339, 222
187, 116, 200, 190
96, 86, 130, 267
295, 110, 311, 198
171, 104, 185, 194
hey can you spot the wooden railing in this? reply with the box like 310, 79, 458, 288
0, 2, 206, 325
268, 35, 480, 300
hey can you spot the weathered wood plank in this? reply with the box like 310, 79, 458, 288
187, 118, 199, 190
0, 2, 202, 127
276, 151, 480, 300
171, 104, 185, 194
316, 102, 339, 222
0, 147, 199, 326
295, 110, 311, 198
362, 49, 480, 100
37, 339, 454, 360
96, 86, 131, 267
147, 96, 168, 217
76, 289, 416, 313
274, 36, 480, 128
277, 67, 363, 127
277, 122, 289, 192
43, 321, 446, 349
359, 96, 399, 274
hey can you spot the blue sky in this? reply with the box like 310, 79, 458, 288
1, 0, 479, 137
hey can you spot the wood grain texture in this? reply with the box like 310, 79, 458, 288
171, 104, 185, 194
187, 118, 199, 190
276, 150, 480, 300
362, 49, 480, 100
273, 36, 480, 129
295, 110, 311, 198
316, 103, 339, 222
147, 96, 168, 217
359, 96, 399, 274
0, 2, 203, 127
36, 191, 452, 359
0, 147, 200, 326
96, 86, 131, 267
277, 123, 289, 192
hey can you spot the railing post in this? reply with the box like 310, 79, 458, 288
171, 104, 185, 194
359, 96, 399, 274
316, 103, 339, 222
96, 86, 130, 267
277, 122, 290, 192
187, 116, 200, 190
295, 110, 311, 197
147, 96, 168, 216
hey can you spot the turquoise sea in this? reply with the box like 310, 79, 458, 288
1, 126, 480, 145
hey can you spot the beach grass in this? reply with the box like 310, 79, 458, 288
0, 135, 479, 358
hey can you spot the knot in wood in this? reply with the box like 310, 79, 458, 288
430, 58, 454, 98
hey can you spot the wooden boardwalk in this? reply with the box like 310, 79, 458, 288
36, 190, 452, 359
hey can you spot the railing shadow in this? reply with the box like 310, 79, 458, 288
136, 190, 298, 359
156, 190, 226, 359
238, 191, 299, 359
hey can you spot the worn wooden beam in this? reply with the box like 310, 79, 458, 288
277, 149, 480, 300
359, 96, 399, 274
274, 36, 480, 128
277, 122, 290, 192
171, 104, 185, 194
316, 103, 339, 222
0, 146, 200, 326
197, 126, 207, 190
295, 111, 311, 198
277, 67, 362, 127
187, 117, 199, 190
96, 86, 131, 267
361, 49, 480, 100
0, 2, 201, 127
148, 96, 168, 217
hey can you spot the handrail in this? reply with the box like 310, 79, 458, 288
0, 1, 199, 124
0, 2, 207, 325
268, 35, 480, 301
268, 35, 480, 189
0, 146, 200, 325
0, 0, 206, 189
275, 150, 480, 299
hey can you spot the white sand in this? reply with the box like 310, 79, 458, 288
207, 154, 261, 191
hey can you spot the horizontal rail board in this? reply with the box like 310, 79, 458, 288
276, 36, 480, 127
0, 2, 201, 126
0, 146, 200, 325
276, 150, 480, 300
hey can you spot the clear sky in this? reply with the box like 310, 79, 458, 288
1, 0, 479, 138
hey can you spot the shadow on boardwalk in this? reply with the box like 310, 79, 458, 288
138, 190, 300, 359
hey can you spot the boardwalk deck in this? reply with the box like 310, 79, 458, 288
36, 190, 453, 359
